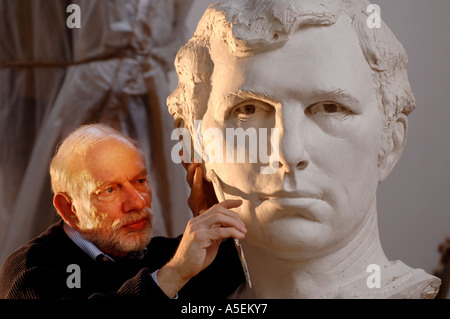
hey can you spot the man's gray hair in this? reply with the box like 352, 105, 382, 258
49, 123, 141, 199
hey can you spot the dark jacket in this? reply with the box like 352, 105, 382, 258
0, 220, 245, 300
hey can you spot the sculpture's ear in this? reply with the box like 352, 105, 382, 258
177, 118, 211, 182
378, 114, 408, 183
176, 119, 198, 162
53, 192, 79, 228
175, 118, 209, 182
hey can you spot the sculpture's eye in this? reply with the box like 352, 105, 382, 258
240, 105, 256, 115
306, 101, 353, 119
232, 100, 272, 122
323, 103, 340, 113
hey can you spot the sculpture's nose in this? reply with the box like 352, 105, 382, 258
276, 103, 310, 174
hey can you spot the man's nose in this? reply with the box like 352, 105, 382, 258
276, 104, 310, 173
122, 184, 147, 212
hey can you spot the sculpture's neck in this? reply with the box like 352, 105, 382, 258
236, 199, 390, 299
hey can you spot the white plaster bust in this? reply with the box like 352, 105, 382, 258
167, 0, 441, 299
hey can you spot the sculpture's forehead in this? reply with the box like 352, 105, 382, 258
209, 15, 375, 109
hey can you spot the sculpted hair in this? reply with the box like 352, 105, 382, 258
49, 124, 141, 199
167, 0, 415, 161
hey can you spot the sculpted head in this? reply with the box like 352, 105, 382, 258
167, 0, 415, 259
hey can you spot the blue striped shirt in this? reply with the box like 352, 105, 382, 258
62, 222, 164, 293
63, 222, 115, 262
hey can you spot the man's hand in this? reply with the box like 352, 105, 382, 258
181, 151, 219, 217
156, 199, 246, 298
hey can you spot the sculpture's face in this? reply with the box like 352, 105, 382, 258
202, 16, 385, 259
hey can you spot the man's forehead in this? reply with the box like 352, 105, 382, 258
84, 139, 146, 175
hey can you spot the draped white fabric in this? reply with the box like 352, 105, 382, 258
0, 0, 193, 264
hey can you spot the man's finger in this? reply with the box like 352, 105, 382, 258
206, 227, 246, 241
196, 209, 207, 217
193, 167, 203, 191
216, 199, 243, 210
185, 163, 198, 188
192, 204, 246, 234
201, 208, 246, 231
179, 149, 189, 169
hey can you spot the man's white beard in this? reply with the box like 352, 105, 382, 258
78, 206, 153, 255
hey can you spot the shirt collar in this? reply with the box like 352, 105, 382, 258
63, 222, 148, 262
63, 222, 115, 262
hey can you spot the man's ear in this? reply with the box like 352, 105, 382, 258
53, 193, 79, 227
378, 114, 408, 183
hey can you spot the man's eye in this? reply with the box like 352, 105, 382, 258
99, 186, 116, 196
105, 187, 115, 194
136, 178, 148, 185
95, 185, 119, 202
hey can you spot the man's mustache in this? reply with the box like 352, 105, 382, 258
111, 207, 153, 229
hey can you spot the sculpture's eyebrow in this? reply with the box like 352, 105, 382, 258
221, 88, 363, 114
304, 88, 362, 110
224, 89, 278, 104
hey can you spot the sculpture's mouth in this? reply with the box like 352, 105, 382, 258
262, 190, 323, 200
257, 196, 325, 223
